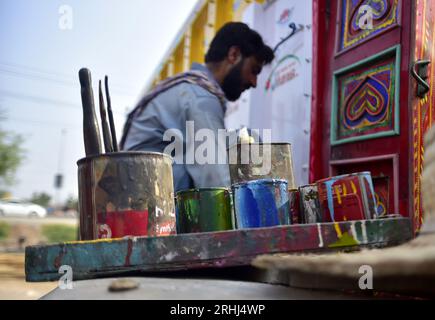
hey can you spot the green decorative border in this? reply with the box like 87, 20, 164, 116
330, 45, 401, 146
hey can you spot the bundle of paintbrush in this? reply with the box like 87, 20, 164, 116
78, 68, 118, 156
77, 68, 177, 241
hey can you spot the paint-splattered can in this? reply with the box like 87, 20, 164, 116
299, 184, 322, 224
77, 152, 176, 240
232, 179, 290, 228
288, 189, 301, 224
317, 172, 377, 222
176, 188, 234, 234
228, 143, 297, 189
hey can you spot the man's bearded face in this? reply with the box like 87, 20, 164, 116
221, 59, 246, 101
221, 56, 263, 102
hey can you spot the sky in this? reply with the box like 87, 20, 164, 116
0, 0, 198, 205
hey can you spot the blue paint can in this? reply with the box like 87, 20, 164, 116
232, 179, 290, 229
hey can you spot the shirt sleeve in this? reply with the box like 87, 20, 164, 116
184, 92, 231, 188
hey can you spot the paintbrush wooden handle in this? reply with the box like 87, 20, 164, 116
105, 76, 118, 151
79, 68, 102, 156
99, 80, 114, 153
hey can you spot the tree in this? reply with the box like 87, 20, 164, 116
0, 190, 11, 199
0, 114, 25, 189
29, 192, 52, 208
64, 195, 78, 211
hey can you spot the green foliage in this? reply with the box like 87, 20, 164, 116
0, 222, 11, 240
64, 195, 78, 211
0, 190, 10, 199
41, 224, 78, 243
29, 192, 52, 208
0, 122, 25, 187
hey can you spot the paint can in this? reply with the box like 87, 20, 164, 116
288, 189, 301, 224
228, 143, 297, 189
317, 172, 377, 222
232, 179, 290, 228
299, 184, 322, 224
77, 151, 176, 240
176, 188, 234, 234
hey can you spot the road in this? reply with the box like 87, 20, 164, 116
0, 216, 78, 226
0, 215, 77, 299
0, 253, 57, 300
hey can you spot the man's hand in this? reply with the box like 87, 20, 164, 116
239, 127, 255, 144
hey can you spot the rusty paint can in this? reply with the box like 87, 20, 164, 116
176, 188, 234, 234
317, 172, 377, 222
232, 179, 290, 229
77, 151, 176, 240
299, 184, 322, 224
288, 189, 301, 224
228, 143, 296, 189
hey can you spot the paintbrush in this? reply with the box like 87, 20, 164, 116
99, 80, 114, 153
105, 75, 119, 151
79, 68, 102, 156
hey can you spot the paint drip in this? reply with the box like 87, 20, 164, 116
317, 172, 377, 222
176, 188, 234, 234
232, 179, 290, 229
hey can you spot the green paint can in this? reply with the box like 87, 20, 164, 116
176, 188, 234, 234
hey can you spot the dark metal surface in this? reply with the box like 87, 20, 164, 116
41, 276, 376, 300
79, 68, 102, 156
411, 60, 431, 98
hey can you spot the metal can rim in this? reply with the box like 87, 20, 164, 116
77, 151, 174, 165
227, 142, 291, 151
231, 178, 288, 189
176, 187, 231, 195
316, 171, 372, 183
299, 183, 317, 189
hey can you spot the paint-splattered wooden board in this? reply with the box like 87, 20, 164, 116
25, 217, 412, 282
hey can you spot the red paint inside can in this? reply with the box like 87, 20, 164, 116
97, 210, 149, 238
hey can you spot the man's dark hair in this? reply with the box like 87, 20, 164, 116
205, 22, 274, 65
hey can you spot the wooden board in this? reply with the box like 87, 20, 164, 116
25, 217, 412, 282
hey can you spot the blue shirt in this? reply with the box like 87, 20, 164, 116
122, 63, 231, 192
